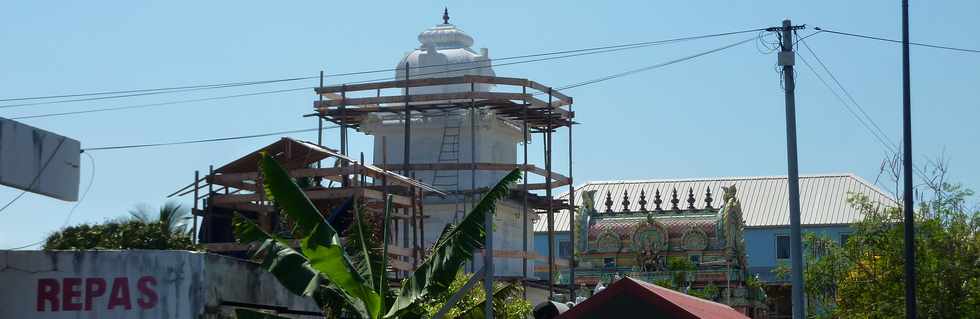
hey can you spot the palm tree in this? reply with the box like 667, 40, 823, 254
234, 152, 522, 319
129, 201, 192, 236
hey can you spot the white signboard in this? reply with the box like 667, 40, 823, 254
0, 118, 80, 201
0, 250, 320, 318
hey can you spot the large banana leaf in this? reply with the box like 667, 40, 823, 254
234, 216, 322, 297
259, 152, 336, 239
233, 198, 359, 307
253, 153, 382, 318
455, 283, 524, 319
303, 223, 379, 318
349, 204, 383, 292
385, 169, 522, 318
379, 195, 394, 312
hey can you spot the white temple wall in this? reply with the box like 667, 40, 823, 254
419, 200, 535, 277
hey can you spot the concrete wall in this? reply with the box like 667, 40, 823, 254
743, 225, 853, 282
422, 200, 536, 277
365, 110, 523, 190
0, 250, 319, 318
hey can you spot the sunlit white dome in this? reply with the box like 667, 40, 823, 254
395, 9, 495, 94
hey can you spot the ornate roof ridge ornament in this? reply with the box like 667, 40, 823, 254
653, 189, 663, 212
687, 187, 697, 210
604, 191, 614, 213
670, 188, 680, 211
621, 190, 631, 212
638, 190, 648, 212
705, 187, 714, 209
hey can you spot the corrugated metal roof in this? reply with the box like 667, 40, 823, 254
533, 174, 895, 232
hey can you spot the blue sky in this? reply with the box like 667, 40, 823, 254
2, 1, 978, 248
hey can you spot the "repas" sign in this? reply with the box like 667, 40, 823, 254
35, 276, 158, 312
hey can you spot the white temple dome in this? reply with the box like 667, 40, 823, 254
395, 9, 495, 94
418, 24, 474, 49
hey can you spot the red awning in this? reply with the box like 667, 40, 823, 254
558, 277, 749, 319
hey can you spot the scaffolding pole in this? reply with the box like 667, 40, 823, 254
192, 170, 199, 244
545, 88, 555, 299
567, 101, 576, 298
521, 85, 529, 299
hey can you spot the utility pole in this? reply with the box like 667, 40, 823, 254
901, 1, 917, 318
770, 19, 806, 319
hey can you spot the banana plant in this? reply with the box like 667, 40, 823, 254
234, 153, 521, 318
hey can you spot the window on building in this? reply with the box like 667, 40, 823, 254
689, 254, 701, 265
776, 235, 791, 259
558, 241, 572, 258
603, 257, 616, 268
840, 233, 851, 245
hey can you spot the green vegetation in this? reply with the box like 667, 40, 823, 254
781, 181, 980, 318
233, 153, 526, 319
43, 201, 196, 250
418, 271, 532, 319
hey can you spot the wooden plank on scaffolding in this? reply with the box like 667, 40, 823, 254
211, 202, 276, 213
316, 75, 533, 95
316, 91, 530, 107
212, 166, 358, 184
527, 80, 573, 105
389, 258, 413, 271
386, 244, 413, 257
212, 188, 412, 206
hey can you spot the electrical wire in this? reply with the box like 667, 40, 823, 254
349, 27, 769, 84
815, 27, 980, 54
12, 29, 770, 120
11, 87, 311, 120
82, 126, 338, 151
798, 37, 894, 148
0, 137, 68, 214
0, 77, 318, 103
2, 152, 96, 250
795, 37, 932, 181
551, 36, 757, 92
63, 152, 96, 226
1, 27, 767, 109
0, 78, 318, 109
67, 37, 759, 153
796, 48, 898, 155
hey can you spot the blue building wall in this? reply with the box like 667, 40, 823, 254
533, 225, 854, 283
744, 225, 853, 282
533, 232, 570, 279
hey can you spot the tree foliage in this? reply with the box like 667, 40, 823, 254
798, 182, 980, 318
417, 271, 532, 319
44, 201, 196, 250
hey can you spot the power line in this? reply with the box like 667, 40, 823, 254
2, 152, 96, 250
350, 27, 769, 84
553, 36, 757, 92
61, 37, 759, 153
1, 27, 767, 109
82, 126, 338, 151
796, 37, 932, 181
13, 28, 769, 120
0, 78, 319, 109
0, 137, 68, 214
64, 152, 96, 227
815, 27, 980, 54
11, 87, 310, 120
0, 77, 318, 103
798, 37, 896, 148
795, 47, 898, 155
